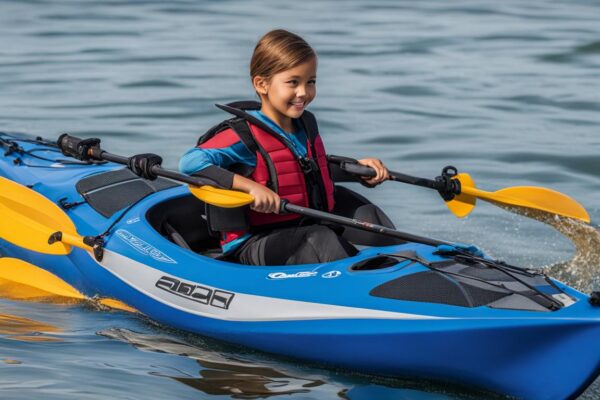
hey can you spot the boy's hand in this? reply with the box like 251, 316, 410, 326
232, 174, 280, 213
357, 158, 390, 186
248, 182, 281, 214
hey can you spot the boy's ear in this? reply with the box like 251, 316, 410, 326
252, 76, 269, 95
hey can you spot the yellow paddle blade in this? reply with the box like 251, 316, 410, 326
0, 277, 63, 300
0, 258, 137, 313
459, 179, 590, 223
0, 176, 91, 255
446, 173, 477, 218
0, 257, 84, 299
188, 185, 254, 208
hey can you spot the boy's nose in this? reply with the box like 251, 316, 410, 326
296, 86, 306, 97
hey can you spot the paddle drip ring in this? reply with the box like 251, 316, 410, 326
435, 166, 461, 201
83, 236, 105, 262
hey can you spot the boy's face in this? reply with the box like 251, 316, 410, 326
254, 57, 317, 125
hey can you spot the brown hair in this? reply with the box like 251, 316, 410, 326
250, 29, 316, 81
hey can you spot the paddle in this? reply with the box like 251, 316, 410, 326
0, 257, 137, 312
0, 176, 90, 255
7, 134, 586, 251
57, 135, 254, 209
328, 155, 590, 223
0, 171, 447, 257
1, 175, 563, 310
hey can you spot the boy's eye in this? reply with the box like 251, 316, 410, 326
287, 79, 298, 85
308, 79, 316, 85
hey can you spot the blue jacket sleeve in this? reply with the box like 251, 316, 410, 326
179, 142, 256, 174
178, 142, 257, 189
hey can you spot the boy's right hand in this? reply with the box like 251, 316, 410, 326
248, 182, 281, 214
232, 174, 280, 214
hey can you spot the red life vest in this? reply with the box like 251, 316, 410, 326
197, 101, 335, 245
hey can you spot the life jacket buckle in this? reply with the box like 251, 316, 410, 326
299, 157, 317, 173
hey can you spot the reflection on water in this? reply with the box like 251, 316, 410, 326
162, 371, 325, 398
0, 312, 61, 343
99, 328, 337, 399
99, 328, 501, 400
2, 358, 22, 364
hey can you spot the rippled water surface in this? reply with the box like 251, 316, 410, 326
1, 0, 599, 399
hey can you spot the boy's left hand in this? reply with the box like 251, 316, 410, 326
357, 158, 390, 186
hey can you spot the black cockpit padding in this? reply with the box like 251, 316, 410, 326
76, 168, 179, 218
371, 271, 473, 307
370, 270, 511, 308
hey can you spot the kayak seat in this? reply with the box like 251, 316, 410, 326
333, 185, 405, 246
163, 221, 191, 250
146, 194, 221, 255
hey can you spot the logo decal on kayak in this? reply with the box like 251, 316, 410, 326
267, 271, 317, 280
155, 276, 234, 309
321, 270, 341, 279
115, 229, 176, 264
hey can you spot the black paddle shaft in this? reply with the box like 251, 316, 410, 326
57, 135, 446, 247
282, 201, 447, 247
97, 151, 216, 186
57, 134, 222, 188
346, 162, 438, 188
327, 155, 460, 196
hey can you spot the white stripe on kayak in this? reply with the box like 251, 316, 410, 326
92, 249, 446, 322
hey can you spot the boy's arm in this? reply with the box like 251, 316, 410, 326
179, 143, 280, 213
179, 142, 256, 189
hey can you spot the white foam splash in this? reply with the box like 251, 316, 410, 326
498, 205, 600, 293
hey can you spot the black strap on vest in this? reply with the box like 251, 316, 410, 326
228, 118, 277, 190
298, 109, 319, 142
197, 110, 277, 190
229, 119, 258, 155
295, 111, 329, 211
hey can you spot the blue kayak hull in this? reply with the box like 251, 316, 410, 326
1, 134, 599, 399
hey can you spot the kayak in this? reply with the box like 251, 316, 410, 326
1, 133, 599, 400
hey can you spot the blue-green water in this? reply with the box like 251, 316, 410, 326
1, 0, 599, 398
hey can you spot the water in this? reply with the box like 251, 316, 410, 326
1, 0, 599, 398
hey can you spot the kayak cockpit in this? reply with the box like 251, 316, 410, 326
144, 184, 404, 259
146, 193, 222, 257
